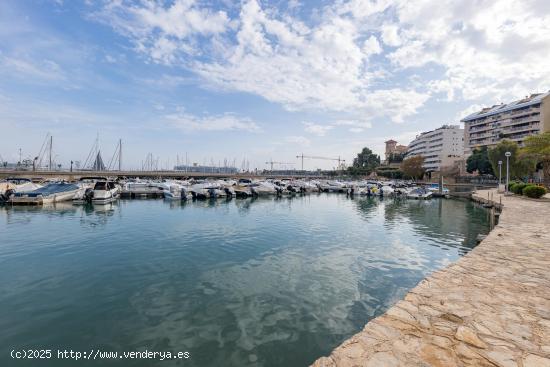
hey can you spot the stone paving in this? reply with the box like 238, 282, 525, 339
312, 190, 550, 367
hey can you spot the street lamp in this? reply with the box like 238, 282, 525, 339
505, 151, 511, 193
498, 160, 502, 185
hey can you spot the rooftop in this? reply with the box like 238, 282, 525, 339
461, 91, 550, 122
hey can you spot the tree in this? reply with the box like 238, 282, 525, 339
521, 132, 550, 183
488, 139, 535, 179
401, 156, 425, 179
348, 147, 380, 176
388, 152, 405, 164
466, 147, 494, 175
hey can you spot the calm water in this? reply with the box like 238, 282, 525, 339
0, 195, 489, 367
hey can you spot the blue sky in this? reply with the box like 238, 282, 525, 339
1, 0, 550, 170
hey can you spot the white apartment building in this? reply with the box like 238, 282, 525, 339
461, 92, 550, 155
406, 125, 464, 172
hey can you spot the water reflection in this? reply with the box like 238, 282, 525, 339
0, 195, 490, 367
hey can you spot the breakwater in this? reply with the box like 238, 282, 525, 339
312, 189, 550, 367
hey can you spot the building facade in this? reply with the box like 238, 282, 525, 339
384, 139, 408, 163
461, 92, 550, 155
406, 125, 464, 172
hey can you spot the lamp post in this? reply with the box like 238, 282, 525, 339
505, 151, 511, 193
498, 160, 502, 185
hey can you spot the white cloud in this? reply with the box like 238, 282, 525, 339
284, 135, 311, 146
94, 0, 550, 126
455, 103, 484, 123
334, 119, 373, 133
97, 0, 428, 123
380, 23, 401, 47
165, 110, 259, 132
387, 0, 550, 101
93, 0, 231, 64
362, 35, 382, 55
303, 122, 333, 136
0, 55, 65, 81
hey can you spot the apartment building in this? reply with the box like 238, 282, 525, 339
406, 125, 464, 172
461, 92, 550, 155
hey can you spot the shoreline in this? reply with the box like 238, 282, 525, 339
312, 189, 550, 367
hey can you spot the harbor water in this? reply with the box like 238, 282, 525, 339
0, 195, 490, 367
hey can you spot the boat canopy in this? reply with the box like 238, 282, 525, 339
14, 182, 79, 197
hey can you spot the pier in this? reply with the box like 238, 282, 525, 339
0, 169, 324, 180
312, 189, 550, 367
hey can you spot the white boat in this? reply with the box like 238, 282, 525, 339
163, 183, 192, 201
9, 182, 81, 205
72, 177, 107, 203
121, 181, 166, 198
380, 185, 395, 196
189, 182, 226, 199
406, 188, 433, 200
1, 178, 43, 202
250, 181, 281, 196
89, 181, 120, 204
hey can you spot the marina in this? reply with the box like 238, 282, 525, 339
1, 175, 459, 205
2, 2, 550, 366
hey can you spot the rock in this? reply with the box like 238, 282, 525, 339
420, 344, 458, 367
365, 352, 399, 367
455, 326, 488, 349
523, 354, 550, 367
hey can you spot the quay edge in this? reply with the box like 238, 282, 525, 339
311, 189, 550, 367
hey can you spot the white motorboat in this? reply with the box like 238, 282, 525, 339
163, 182, 192, 201
189, 182, 226, 199
121, 181, 166, 198
380, 185, 395, 196
406, 188, 433, 200
250, 181, 281, 196
9, 182, 81, 205
0, 178, 43, 202
89, 181, 120, 204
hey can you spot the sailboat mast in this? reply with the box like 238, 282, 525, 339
119, 139, 122, 171
49, 136, 53, 170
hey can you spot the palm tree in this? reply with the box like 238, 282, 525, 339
521, 132, 550, 183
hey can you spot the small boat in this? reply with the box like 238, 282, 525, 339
163, 183, 192, 201
1, 178, 43, 202
9, 182, 81, 205
406, 188, 433, 200
189, 182, 226, 199
89, 181, 120, 204
121, 181, 166, 198
250, 182, 281, 196
380, 185, 395, 196
72, 177, 107, 203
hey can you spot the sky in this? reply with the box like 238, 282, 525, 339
1, 0, 550, 170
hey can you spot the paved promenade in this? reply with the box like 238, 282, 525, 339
312, 190, 550, 367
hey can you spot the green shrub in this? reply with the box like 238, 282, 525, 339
512, 183, 527, 194
509, 183, 517, 193
522, 185, 547, 199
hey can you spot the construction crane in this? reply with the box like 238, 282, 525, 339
265, 160, 295, 171
296, 153, 345, 171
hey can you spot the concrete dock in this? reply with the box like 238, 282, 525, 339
312, 189, 550, 367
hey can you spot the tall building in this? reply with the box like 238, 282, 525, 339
405, 125, 464, 172
461, 92, 550, 155
384, 139, 408, 162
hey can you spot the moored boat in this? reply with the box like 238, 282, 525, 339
9, 182, 81, 205
406, 187, 433, 200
